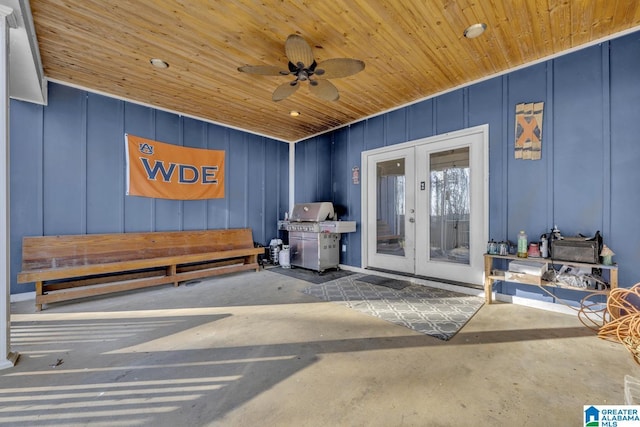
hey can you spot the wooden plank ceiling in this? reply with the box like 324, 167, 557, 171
30, 0, 640, 143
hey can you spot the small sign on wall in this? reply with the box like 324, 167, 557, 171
352, 166, 360, 184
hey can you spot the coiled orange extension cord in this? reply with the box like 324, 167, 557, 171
579, 283, 640, 365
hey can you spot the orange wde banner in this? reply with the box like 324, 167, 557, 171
125, 134, 225, 200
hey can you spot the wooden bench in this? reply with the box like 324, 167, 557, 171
17, 228, 264, 311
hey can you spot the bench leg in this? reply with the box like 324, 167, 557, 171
35, 281, 43, 312
167, 265, 178, 286
246, 254, 260, 271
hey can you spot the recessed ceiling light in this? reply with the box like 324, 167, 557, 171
289, 111, 300, 117
463, 23, 487, 39
150, 58, 169, 69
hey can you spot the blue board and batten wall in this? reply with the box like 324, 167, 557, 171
9, 30, 640, 303
296, 31, 640, 301
10, 84, 289, 294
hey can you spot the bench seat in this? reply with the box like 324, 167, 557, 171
17, 228, 264, 311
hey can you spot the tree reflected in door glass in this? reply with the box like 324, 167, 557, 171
429, 147, 470, 265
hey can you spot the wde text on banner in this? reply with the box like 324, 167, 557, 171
125, 134, 225, 200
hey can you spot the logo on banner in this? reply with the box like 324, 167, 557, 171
139, 143, 154, 155
125, 134, 225, 200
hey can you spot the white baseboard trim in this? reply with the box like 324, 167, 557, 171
10, 291, 34, 303
493, 292, 578, 316
339, 264, 578, 316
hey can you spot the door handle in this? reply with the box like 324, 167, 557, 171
409, 217, 415, 223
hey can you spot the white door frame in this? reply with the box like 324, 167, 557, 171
361, 124, 489, 284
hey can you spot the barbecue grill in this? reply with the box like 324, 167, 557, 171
278, 202, 356, 272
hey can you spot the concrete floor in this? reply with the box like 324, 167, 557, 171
2, 268, 638, 426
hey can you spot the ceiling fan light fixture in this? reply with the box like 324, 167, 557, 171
150, 58, 169, 69
463, 23, 487, 39
239, 34, 364, 102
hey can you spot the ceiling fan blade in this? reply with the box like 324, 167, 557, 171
285, 34, 315, 68
238, 65, 288, 76
272, 81, 299, 101
315, 58, 365, 79
309, 79, 339, 102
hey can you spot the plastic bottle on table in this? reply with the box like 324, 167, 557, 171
517, 230, 528, 258
540, 235, 549, 258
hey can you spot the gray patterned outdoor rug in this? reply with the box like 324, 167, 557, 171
302, 274, 484, 340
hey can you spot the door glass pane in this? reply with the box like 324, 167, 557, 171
376, 158, 405, 256
429, 147, 470, 264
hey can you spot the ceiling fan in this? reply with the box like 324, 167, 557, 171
238, 34, 365, 102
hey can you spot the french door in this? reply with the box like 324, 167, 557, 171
363, 125, 488, 285
365, 147, 416, 273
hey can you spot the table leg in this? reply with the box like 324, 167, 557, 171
484, 255, 493, 305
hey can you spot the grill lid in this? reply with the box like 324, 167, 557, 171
290, 202, 335, 222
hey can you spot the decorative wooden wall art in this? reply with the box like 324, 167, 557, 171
515, 102, 544, 160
